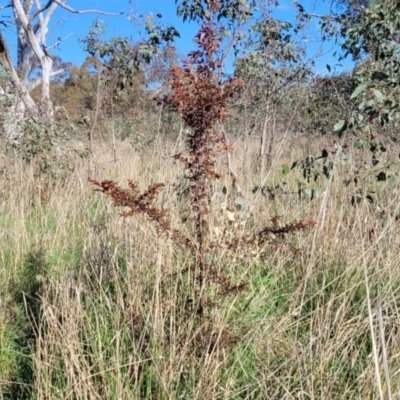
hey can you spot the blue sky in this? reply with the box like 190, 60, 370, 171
1, 0, 353, 75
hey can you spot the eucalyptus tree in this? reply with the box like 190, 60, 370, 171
233, 10, 310, 175
292, 0, 400, 203
0, 0, 121, 143
299, 0, 400, 135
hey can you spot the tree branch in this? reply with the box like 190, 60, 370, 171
33, 0, 46, 45
50, 68, 65, 77
47, 33, 74, 50
305, 12, 339, 21
0, 30, 37, 112
0, 4, 13, 12
28, 67, 64, 91
29, 76, 42, 91
32, 1, 53, 21
40, 2, 59, 40
33, 0, 122, 42
53, 0, 123, 16
13, 0, 46, 61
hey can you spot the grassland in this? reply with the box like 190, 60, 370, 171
1, 134, 400, 399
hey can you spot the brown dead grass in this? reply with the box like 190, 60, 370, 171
1, 134, 400, 399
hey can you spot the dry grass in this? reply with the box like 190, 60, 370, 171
1, 134, 400, 399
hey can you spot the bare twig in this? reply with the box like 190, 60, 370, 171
33, 0, 123, 20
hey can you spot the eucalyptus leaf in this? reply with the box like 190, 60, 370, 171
235, 196, 248, 209
350, 83, 367, 99
334, 120, 346, 132
303, 188, 313, 199
372, 89, 384, 103
355, 138, 369, 149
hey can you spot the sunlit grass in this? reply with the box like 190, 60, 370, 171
1, 136, 400, 399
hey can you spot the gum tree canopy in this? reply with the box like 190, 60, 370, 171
0, 0, 121, 143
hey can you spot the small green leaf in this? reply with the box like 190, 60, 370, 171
372, 89, 384, 103
355, 138, 369, 149
350, 83, 367, 99
282, 164, 290, 175
303, 188, 313, 199
334, 120, 346, 132
235, 197, 248, 208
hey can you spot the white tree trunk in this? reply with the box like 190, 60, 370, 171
0, 29, 37, 145
39, 56, 54, 123
0, 0, 122, 144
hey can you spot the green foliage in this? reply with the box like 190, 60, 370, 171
9, 113, 76, 177
175, 0, 255, 23
2, 248, 48, 399
291, 149, 334, 200
82, 17, 179, 72
143, 14, 180, 49
81, 21, 151, 108
234, 5, 309, 97
306, 73, 358, 135
288, 1, 400, 211
0, 66, 17, 111
318, 1, 400, 199
326, 1, 400, 135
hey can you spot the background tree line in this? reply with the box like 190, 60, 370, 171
0, 0, 399, 172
